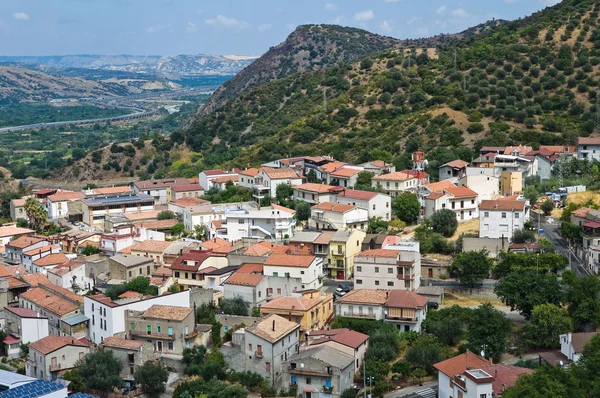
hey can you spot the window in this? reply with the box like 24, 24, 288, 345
248, 344, 252, 352
387, 281, 394, 287
273, 272, 279, 277
92, 315, 95, 325
471, 199, 475, 204
480, 395, 486, 398
91, 303, 94, 311
168, 327, 173, 336
224, 326, 229, 332
356, 279, 362, 284
375, 280, 379, 286
300, 271, 305, 275
501, 212, 507, 218
285, 272, 290, 277
388, 268, 393, 273
515, 213, 520, 219
147, 325, 151, 335
499, 224, 509, 232
374, 267, 379, 273
372, 204, 376, 210
168, 342, 174, 350
175, 271, 180, 278
157, 326, 161, 333
130, 323, 135, 330
277, 288, 281, 295
356, 266, 362, 272
265, 362, 271, 373
306, 377, 311, 385
129, 271, 132, 278
79, 352, 84, 360
484, 212, 489, 218
258, 291, 262, 298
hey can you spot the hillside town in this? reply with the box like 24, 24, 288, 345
0, 137, 598, 397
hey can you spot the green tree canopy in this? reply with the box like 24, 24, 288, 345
220, 296, 250, 316
495, 252, 567, 278
367, 217, 388, 234
467, 303, 512, 362
78, 349, 123, 392
563, 273, 600, 330
275, 183, 294, 204
157, 210, 176, 220
573, 334, 600, 394
134, 361, 169, 397
294, 201, 311, 221
392, 192, 420, 223
503, 366, 584, 398
511, 228, 536, 244
520, 304, 573, 349
540, 200, 554, 216
450, 250, 492, 288
430, 209, 458, 238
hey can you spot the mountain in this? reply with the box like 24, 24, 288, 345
0, 55, 161, 69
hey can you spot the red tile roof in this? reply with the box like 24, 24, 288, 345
212, 175, 239, 184
88, 186, 132, 195
434, 352, 490, 378
271, 203, 296, 214
6, 236, 44, 249
243, 242, 279, 256
224, 272, 264, 287
170, 184, 204, 192
260, 296, 322, 311
261, 167, 300, 179
294, 183, 335, 193
170, 250, 225, 272
357, 249, 400, 258
29, 335, 89, 355
442, 160, 469, 169
386, 290, 428, 309
47, 191, 85, 202
20, 288, 79, 316
263, 254, 316, 268
5, 307, 46, 318
100, 337, 144, 350
425, 180, 456, 193
478, 365, 534, 395
32, 253, 68, 267
331, 167, 362, 178
23, 245, 61, 256
131, 240, 172, 254
311, 329, 369, 349
20, 273, 50, 287
335, 189, 378, 200
118, 291, 143, 299
239, 168, 260, 177
0, 226, 35, 238
170, 197, 210, 207
372, 171, 414, 181
237, 263, 264, 273
479, 200, 526, 211
312, 202, 355, 213
572, 207, 592, 218
426, 192, 445, 200
444, 186, 478, 198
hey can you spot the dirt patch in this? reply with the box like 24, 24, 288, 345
449, 218, 480, 241
566, 191, 600, 206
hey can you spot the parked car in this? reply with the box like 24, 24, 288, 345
427, 302, 439, 310
334, 287, 347, 297
338, 283, 351, 293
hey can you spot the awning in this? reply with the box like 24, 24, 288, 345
584, 221, 600, 229
3, 335, 21, 345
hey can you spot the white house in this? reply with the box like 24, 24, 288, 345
577, 137, 600, 161
199, 169, 240, 191
27, 335, 91, 380
309, 202, 369, 231
237, 168, 261, 190
47, 261, 94, 294
224, 206, 296, 241
479, 199, 529, 241
458, 174, 500, 203
360, 160, 395, 175
46, 191, 84, 220
4, 307, 49, 358
131, 178, 194, 205
353, 247, 421, 291
22, 244, 62, 272
560, 332, 598, 363
263, 254, 324, 290
251, 167, 303, 201
371, 171, 419, 197
4, 236, 48, 265
424, 186, 479, 222
84, 289, 190, 344
100, 225, 135, 256
292, 183, 335, 205
0, 225, 35, 248
182, 202, 257, 232
332, 189, 392, 221
434, 352, 491, 398
326, 165, 363, 188
335, 289, 388, 321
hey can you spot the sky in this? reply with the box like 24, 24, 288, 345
0, 0, 561, 57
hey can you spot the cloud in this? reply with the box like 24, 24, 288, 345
146, 24, 165, 34
449, 8, 469, 18
204, 15, 250, 29
354, 10, 374, 21
185, 22, 197, 33
380, 20, 393, 33
436, 5, 447, 15
406, 16, 420, 24
257, 23, 272, 32
324, 3, 337, 11
13, 12, 29, 21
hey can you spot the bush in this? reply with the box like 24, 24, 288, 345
431, 209, 458, 238
467, 123, 484, 134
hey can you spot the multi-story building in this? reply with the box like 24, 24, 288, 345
0, 225, 35, 248
81, 194, 155, 227
458, 174, 500, 203
27, 335, 91, 380
263, 254, 324, 290
292, 183, 335, 205
46, 191, 85, 220
224, 207, 296, 241
126, 305, 196, 355
371, 171, 418, 197
326, 166, 363, 188
479, 200, 529, 241
4, 307, 49, 358
326, 229, 366, 281
84, 289, 190, 344
99, 337, 154, 380
31, 253, 69, 275
332, 189, 392, 221
237, 168, 261, 190
354, 246, 421, 291
439, 160, 469, 183
577, 137, 600, 161
471, 152, 497, 168
130, 240, 172, 266
170, 249, 228, 290
109, 254, 156, 282
307, 328, 369, 373
500, 171, 523, 196
22, 244, 62, 272
9, 197, 28, 222
335, 290, 388, 321
384, 290, 428, 332
47, 261, 94, 293
360, 160, 395, 175
251, 168, 303, 202
281, 345, 354, 396
424, 186, 479, 222
259, 294, 333, 340
4, 236, 48, 265
199, 169, 240, 191
131, 178, 194, 205
309, 202, 369, 231
100, 225, 135, 256
166, 184, 205, 203
244, 314, 300, 386
181, 201, 257, 232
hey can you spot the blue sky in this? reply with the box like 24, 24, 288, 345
0, 0, 560, 56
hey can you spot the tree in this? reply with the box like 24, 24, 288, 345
520, 304, 573, 349
540, 200, 554, 216
356, 171, 375, 186
24, 197, 39, 228
423, 316, 464, 346
449, 251, 492, 288
573, 334, 600, 393
391, 360, 410, 379
367, 217, 388, 234
495, 252, 567, 277
511, 229, 536, 244
134, 361, 169, 396
387, 219, 405, 235
405, 343, 442, 375
220, 296, 249, 316
16, 218, 28, 228
251, 307, 260, 317
411, 368, 427, 386
62, 370, 84, 392
157, 210, 175, 220
295, 201, 311, 221
192, 224, 206, 240
341, 388, 358, 398
78, 349, 123, 392
392, 192, 420, 223
275, 183, 293, 204
563, 273, 600, 330
467, 304, 512, 362
503, 366, 585, 398
82, 244, 100, 256
523, 186, 539, 206
361, 358, 390, 381
494, 271, 563, 319
430, 209, 458, 238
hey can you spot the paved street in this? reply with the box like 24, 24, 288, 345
385, 381, 438, 398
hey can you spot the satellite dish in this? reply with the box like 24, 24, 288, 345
300, 363, 304, 368
480, 350, 485, 357
384, 310, 388, 315
559, 360, 564, 366
423, 159, 429, 167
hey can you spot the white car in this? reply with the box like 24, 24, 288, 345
334, 288, 346, 297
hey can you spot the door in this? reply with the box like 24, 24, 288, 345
336, 270, 344, 280
157, 341, 163, 352
460, 210, 464, 220
305, 393, 311, 398
428, 268, 433, 278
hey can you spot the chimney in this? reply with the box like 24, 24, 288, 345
385, 291, 389, 299
494, 369, 498, 379
272, 320, 275, 331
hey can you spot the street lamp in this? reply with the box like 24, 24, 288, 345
367, 376, 374, 398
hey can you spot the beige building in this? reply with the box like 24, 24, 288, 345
170, 250, 229, 290
130, 240, 172, 266
500, 171, 523, 196
126, 305, 196, 355
371, 171, 418, 197
99, 337, 154, 379
109, 254, 156, 281
27, 335, 91, 380
309, 202, 369, 231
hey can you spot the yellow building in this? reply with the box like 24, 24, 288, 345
259, 293, 334, 340
327, 229, 366, 280
472, 153, 496, 168
500, 171, 523, 196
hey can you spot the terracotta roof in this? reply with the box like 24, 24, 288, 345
5, 307, 46, 318
271, 203, 296, 214
313, 231, 336, 245
505, 145, 533, 154
434, 352, 490, 378
32, 253, 68, 267
202, 169, 226, 176
264, 254, 316, 268
237, 263, 264, 274
21, 288, 79, 316
119, 245, 133, 254
479, 200, 526, 211
211, 219, 226, 229
444, 186, 478, 198
131, 240, 172, 254
386, 290, 428, 309
124, 210, 161, 221
331, 167, 362, 178
23, 245, 61, 256
200, 238, 231, 251
243, 241, 279, 256
571, 332, 598, 352
426, 192, 445, 200
312, 202, 355, 213
425, 180, 457, 193
0, 226, 34, 238
212, 175, 239, 184
170, 184, 204, 192
294, 183, 335, 193
29, 335, 88, 355
133, 219, 179, 230
572, 207, 592, 218
47, 261, 84, 276
142, 305, 192, 321
47, 191, 84, 202
478, 364, 533, 396
442, 160, 469, 169
20, 273, 50, 287
319, 162, 346, 174
133, 178, 192, 190
170, 197, 210, 207
260, 296, 322, 312
371, 160, 389, 168
87, 294, 118, 307
88, 186, 132, 195
246, 314, 300, 343
100, 337, 144, 350
152, 267, 172, 277
508, 242, 541, 250
6, 236, 44, 249
357, 249, 400, 258
336, 289, 388, 305
261, 167, 300, 179
239, 168, 260, 177
170, 250, 225, 272
335, 189, 379, 200
118, 291, 143, 299
224, 272, 264, 287
4, 276, 29, 289
372, 171, 414, 181
311, 329, 369, 349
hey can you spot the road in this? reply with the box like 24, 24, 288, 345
385, 381, 438, 398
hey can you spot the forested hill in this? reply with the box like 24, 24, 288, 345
181, 0, 600, 175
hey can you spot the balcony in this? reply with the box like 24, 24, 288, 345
255, 350, 263, 358
49, 363, 63, 372
343, 312, 375, 319
130, 330, 175, 340
322, 386, 334, 394
386, 314, 418, 322
345, 216, 369, 224
397, 273, 416, 280
289, 382, 298, 388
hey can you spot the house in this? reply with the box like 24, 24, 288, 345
244, 314, 301, 386
46, 191, 85, 220
335, 289, 388, 321
571, 207, 592, 227
434, 352, 490, 398
237, 168, 261, 190
83, 186, 132, 197
288, 231, 322, 255
4, 236, 48, 265
560, 332, 598, 362
169, 250, 228, 290
47, 261, 94, 294
22, 245, 62, 272
26, 335, 91, 380
222, 263, 303, 310
0, 225, 35, 248
327, 166, 363, 188
59, 313, 89, 340
527, 149, 559, 181
326, 229, 366, 281
439, 160, 469, 182
371, 172, 418, 197
303, 156, 338, 180
307, 328, 369, 373
332, 189, 392, 221
181, 201, 257, 232
479, 200, 529, 241
500, 171, 523, 196
471, 152, 497, 168
384, 290, 428, 332
211, 175, 239, 190
168, 197, 211, 217
281, 345, 354, 396
263, 254, 324, 290
577, 137, 600, 161
208, 219, 227, 240
130, 240, 172, 266
416, 285, 444, 304
99, 225, 135, 256
458, 174, 500, 203
109, 254, 156, 282
166, 184, 205, 202
251, 168, 303, 202
126, 305, 197, 355
81, 194, 155, 227
131, 178, 194, 205
354, 246, 421, 291
447, 365, 533, 398
292, 183, 335, 205
360, 160, 396, 175
204, 265, 239, 293
84, 289, 190, 344
424, 186, 479, 222
224, 206, 296, 241
31, 253, 69, 275
199, 169, 240, 191
9, 198, 28, 222
99, 337, 154, 380
51, 230, 100, 253
259, 294, 333, 340
309, 202, 369, 231
4, 307, 49, 358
